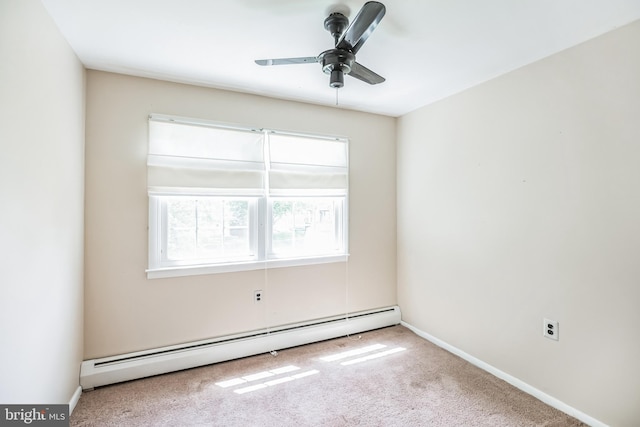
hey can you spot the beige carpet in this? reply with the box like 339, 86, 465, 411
71, 326, 585, 426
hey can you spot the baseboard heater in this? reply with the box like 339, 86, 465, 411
80, 305, 400, 390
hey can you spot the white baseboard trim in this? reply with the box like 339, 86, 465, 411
69, 385, 82, 415
401, 321, 608, 427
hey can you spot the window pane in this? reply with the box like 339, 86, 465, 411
166, 199, 197, 260
165, 197, 253, 263
271, 197, 343, 258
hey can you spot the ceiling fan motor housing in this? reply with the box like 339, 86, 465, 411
320, 49, 355, 88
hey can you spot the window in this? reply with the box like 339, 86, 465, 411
147, 115, 348, 278
270, 197, 345, 258
160, 196, 257, 265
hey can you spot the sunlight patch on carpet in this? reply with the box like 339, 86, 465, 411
215, 365, 320, 395
233, 383, 268, 394
215, 365, 300, 388
319, 344, 387, 362
340, 347, 406, 365
215, 377, 246, 388
233, 370, 320, 394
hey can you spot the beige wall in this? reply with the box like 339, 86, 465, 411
397, 20, 640, 426
84, 71, 397, 359
0, 0, 85, 404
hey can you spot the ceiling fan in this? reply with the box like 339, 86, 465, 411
255, 1, 386, 89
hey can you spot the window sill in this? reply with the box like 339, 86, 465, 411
146, 254, 349, 279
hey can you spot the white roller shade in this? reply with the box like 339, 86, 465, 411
268, 133, 348, 192
148, 117, 265, 192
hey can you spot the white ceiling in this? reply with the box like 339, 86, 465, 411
41, 0, 640, 117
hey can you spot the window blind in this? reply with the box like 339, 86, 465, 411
268, 133, 348, 194
148, 115, 348, 195
148, 116, 265, 193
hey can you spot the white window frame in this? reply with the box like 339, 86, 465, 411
146, 115, 349, 279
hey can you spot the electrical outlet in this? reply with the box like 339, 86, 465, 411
254, 290, 263, 303
543, 318, 559, 341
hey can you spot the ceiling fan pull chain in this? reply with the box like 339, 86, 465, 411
336, 87, 339, 106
